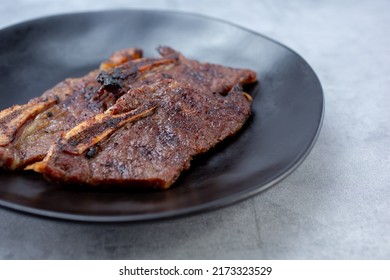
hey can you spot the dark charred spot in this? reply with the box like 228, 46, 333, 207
54, 95, 60, 103
85, 146, 99, 159
69, 138, 79, 146
96, 66, 138, 95
46, 111, 53, 118
96, 71, 121, 91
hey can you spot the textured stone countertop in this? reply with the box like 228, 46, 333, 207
0, 0, 389, 259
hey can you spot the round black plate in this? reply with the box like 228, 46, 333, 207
0, 10, 323, 222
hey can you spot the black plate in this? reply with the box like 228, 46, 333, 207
0, 10, 323, 222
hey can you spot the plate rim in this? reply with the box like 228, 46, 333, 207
0, 9, 324, 223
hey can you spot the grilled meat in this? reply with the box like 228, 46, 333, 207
30, 79, 253, 188
1, 46, 257, 189
0, 48, 146, 169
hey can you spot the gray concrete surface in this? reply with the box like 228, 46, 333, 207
0, 0, 389, 259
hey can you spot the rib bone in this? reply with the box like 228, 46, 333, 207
59, 104, 157, 156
